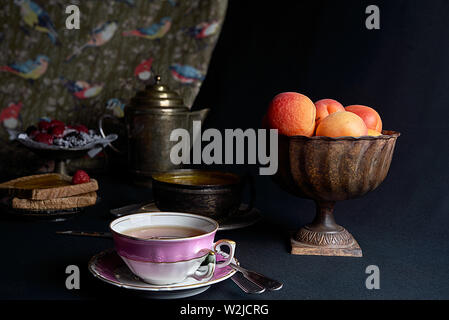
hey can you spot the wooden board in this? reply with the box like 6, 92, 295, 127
291, 237, 363, 257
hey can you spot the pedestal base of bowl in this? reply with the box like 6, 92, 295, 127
290, 228, 362, 257
275, 131, 400, 257
290, 201, 362, 257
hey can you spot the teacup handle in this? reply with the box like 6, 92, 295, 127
98, 114, 123, 154
191, 251, 216, 281
213, 239, 236, 268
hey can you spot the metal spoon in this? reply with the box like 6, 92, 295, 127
228, 262, 283, 291
56, 230, 112, 238
231, 272, 265, 294
217, 250, 283, 291
110, 202, 151, 217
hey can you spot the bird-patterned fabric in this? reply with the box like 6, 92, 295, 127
0, 0, 227, 178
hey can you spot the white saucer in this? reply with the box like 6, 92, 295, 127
88, 249, 237, 299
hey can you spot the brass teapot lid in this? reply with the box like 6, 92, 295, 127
127, 75, 188, 113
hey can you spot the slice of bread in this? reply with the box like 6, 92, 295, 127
0, 173, 98, 200
11, 192, 97, 211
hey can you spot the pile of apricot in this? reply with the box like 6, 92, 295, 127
263, 92, 383, 138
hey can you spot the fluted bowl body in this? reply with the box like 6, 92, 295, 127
273, 131, 400, 202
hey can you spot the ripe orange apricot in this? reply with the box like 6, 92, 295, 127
266, 92, 316, 137
367, 129, 381, 136
316, 111, 368, 138
345, 105, 382, 133
315, 99, 345, 126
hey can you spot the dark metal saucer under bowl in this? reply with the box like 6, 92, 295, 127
0, 194, 101, 222
151, 169, 256, 223
1, 203, 86, 222
273, 130, 400, 257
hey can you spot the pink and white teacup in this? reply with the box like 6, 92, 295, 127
109, 212, 236, 285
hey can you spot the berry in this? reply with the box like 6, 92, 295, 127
49, 125, 65, 138
50, 119, 65, 128
28, 129, 40, 139
26, 125, 39, 138
73, 124, 88, 133
72, 170, 90, 185
26, 125, 38, 135
34, 132, 54, 145
38, 120, 51, 132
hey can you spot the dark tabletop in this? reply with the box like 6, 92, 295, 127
2, 0, 449, 302
1, 158, 448, 301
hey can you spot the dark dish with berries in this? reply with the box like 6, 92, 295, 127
23, 120, 102, 148
17, 120, 117, 175
18, 119, 117, 152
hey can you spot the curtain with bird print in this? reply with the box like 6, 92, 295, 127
0, 0, 228, 178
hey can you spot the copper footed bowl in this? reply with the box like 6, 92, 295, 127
273, 130, 400, 257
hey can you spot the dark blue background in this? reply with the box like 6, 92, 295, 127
195, 0, 449, 299
1, 0, 448, 301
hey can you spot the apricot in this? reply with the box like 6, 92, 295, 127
315, 99, 345, 126
345, 105, 382, 133
316, 111, 368, 138
266, 92, 316, 137
367, 129, 381, 136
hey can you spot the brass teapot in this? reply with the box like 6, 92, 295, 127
100, 76, 209, 186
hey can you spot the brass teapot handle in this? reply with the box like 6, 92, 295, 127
98, 114, 124, 154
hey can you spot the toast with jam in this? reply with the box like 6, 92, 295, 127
10, 191, 97, 211
0, 173, 98, 200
